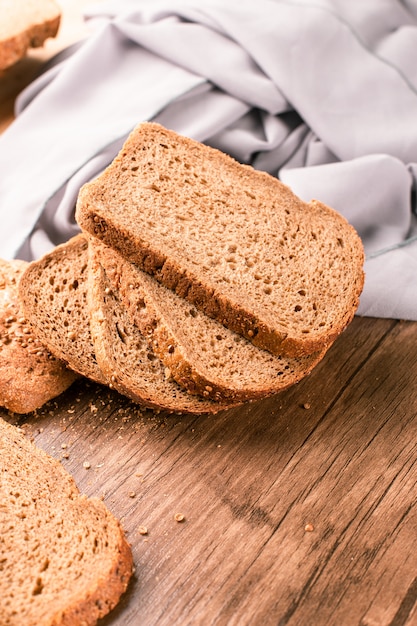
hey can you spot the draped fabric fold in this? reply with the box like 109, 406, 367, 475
0, 0, 416, 319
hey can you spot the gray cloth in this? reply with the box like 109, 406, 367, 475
0, 0, 416, 319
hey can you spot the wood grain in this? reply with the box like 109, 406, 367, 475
3, 316, 417, 625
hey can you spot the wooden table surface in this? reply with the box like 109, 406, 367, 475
1, 4, 417, 625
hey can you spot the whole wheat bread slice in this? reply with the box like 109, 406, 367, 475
0, 417, 133, 626
0, 0, 61, 71
18, 235, 107, 385
92, 239, 328, 403
87, 239, 237, 414
0, 258, 78, 413
76, 122, 365, 359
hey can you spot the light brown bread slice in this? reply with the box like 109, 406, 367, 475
0, 258, 78, 413
0, 0, 61, 71
76, 122, 365, 359
0, 417, 133, 626
92, 239, 328, 403
87, 240, 237, 414
19, 235, 107, 385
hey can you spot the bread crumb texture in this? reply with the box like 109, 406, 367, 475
18, 235, 107, 386
0, 418, 133, 626
76, 122, 365, 358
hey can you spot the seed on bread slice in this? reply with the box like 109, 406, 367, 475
0, 417, 133, 626
0, 258, 78, 414
76, 122, 365, 359
92, 239, 329, 403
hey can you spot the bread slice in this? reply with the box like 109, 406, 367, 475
91, 239, 328, 403
0, 0, 61, 71
18, 235, 107, 385
87, 238, 237, 414
0, 417, 133, 625
0, 258, 78, 413
76, 122, 364, 359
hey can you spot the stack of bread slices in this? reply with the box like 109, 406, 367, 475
18, 122, 365, 415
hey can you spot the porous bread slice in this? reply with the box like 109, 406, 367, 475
0, 417, 133, 626
87, 239, 236, 414
18, 235, 107, 385
76, 122, 365, 358
0, 0, 61, 70
0, 258, 78, 413
92, 239, 328, 403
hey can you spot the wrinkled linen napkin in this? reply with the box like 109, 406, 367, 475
0, 0, 416, 320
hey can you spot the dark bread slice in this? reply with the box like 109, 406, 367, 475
93, 239, 329, 403
0, 0, 61, 70
0, 258, 78, 413
0, 417, 133, 626
87, 239, 237, 414
18, 235, 107, 385
76, 122, 365, 358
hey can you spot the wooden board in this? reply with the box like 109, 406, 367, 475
3, 316, 417, 625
